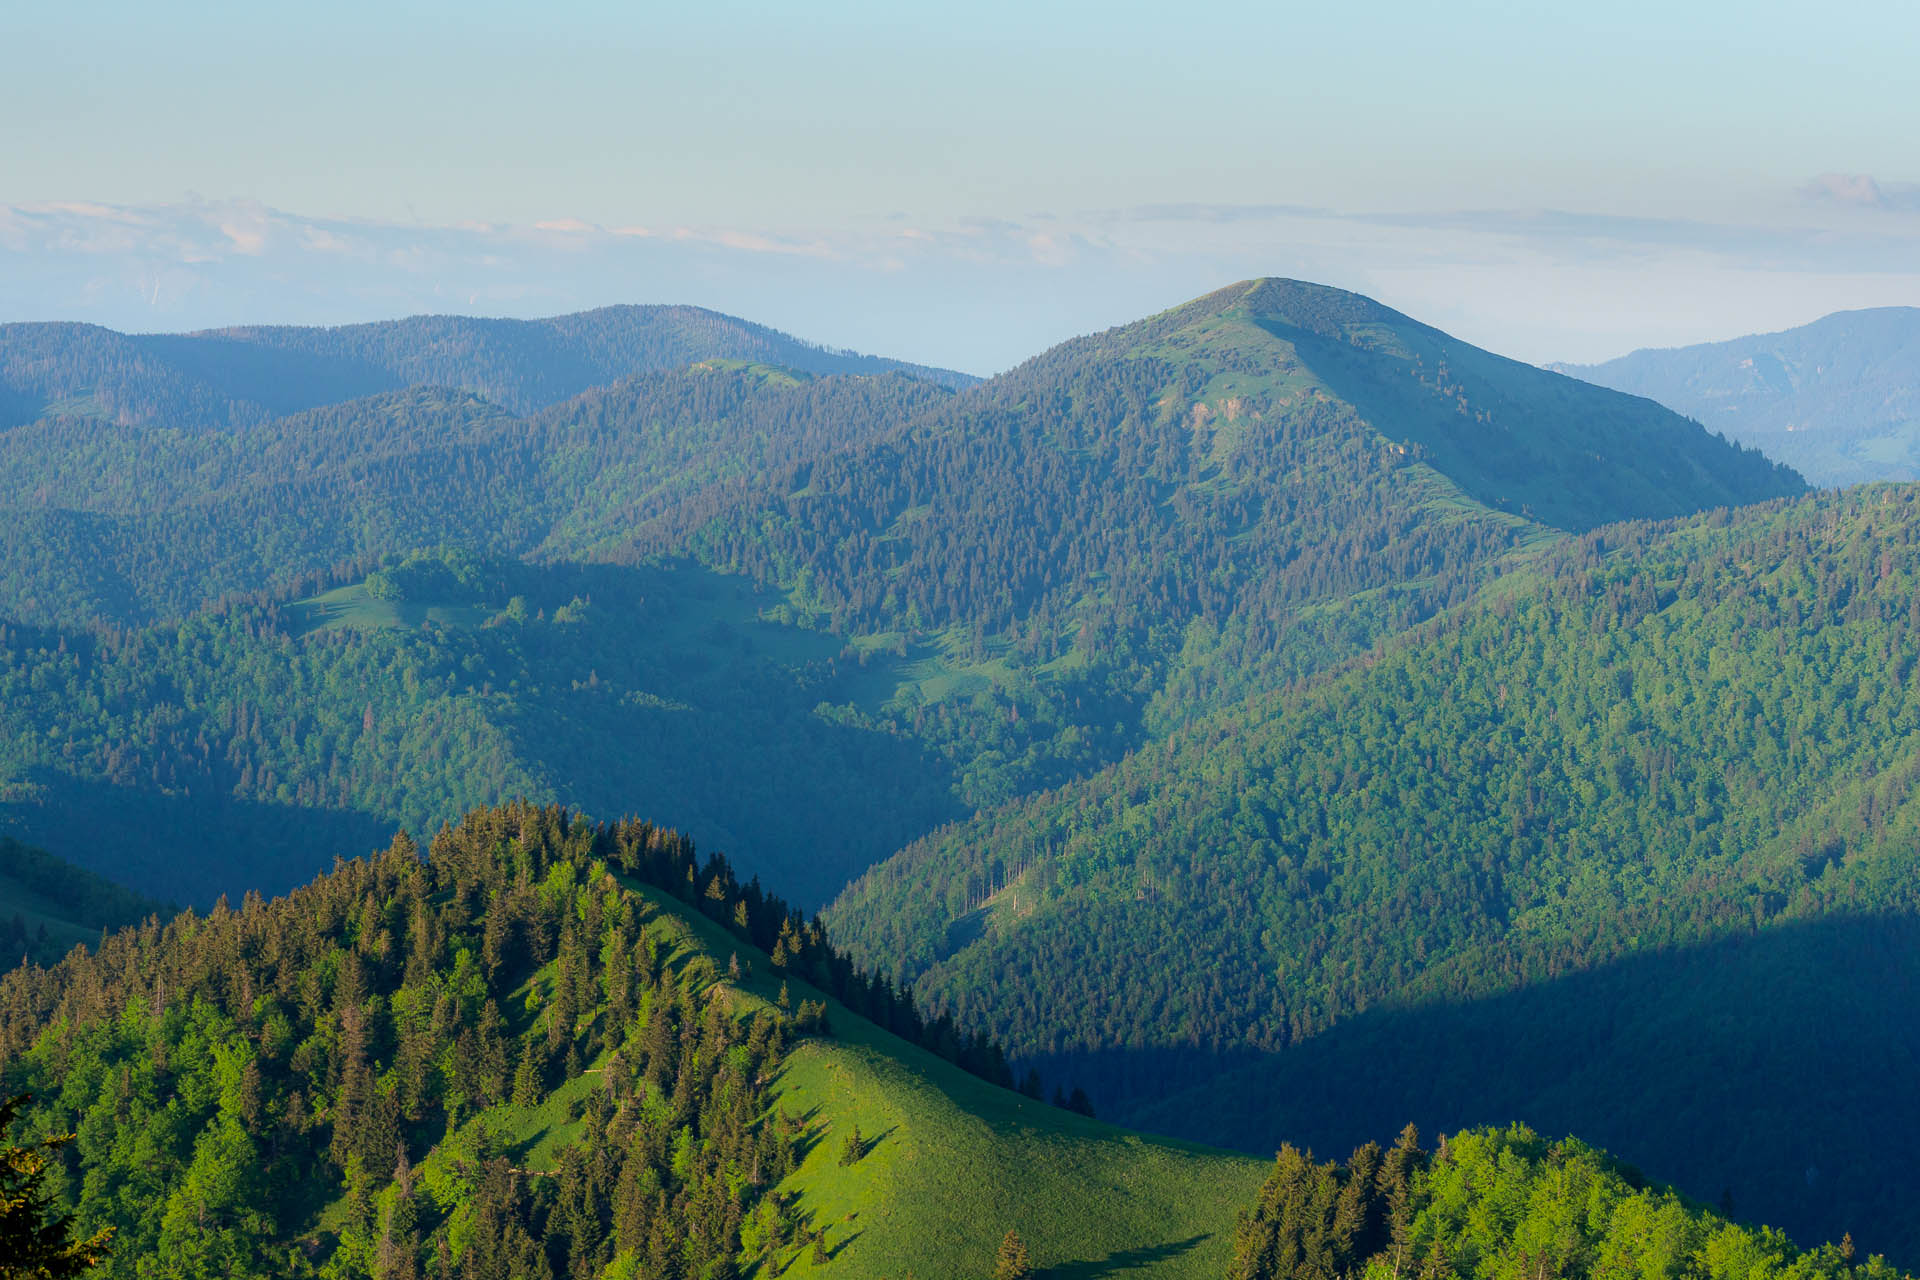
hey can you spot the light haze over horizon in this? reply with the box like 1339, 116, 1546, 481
6, 0, 1920, 373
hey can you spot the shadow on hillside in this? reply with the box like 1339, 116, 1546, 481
3, 556, 977, 914
1053, 912, 1920, 1265
0, 772, 398, 907
1252, 310, 1796, 532
454, 558, 972, 906
1045, 1234, 1207, 1280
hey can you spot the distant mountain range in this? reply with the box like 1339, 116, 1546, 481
0, 304, 976, 431
1553, 307, 1920, 487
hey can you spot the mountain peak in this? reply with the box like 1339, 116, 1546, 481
1051, 278, 1804, 531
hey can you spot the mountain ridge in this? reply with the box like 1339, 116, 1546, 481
0, 303, 976, 434
1553, 306, 1920, 487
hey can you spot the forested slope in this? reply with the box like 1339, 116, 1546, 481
0, 801, 1893, 1280
0, 365, 949, 627
1228, 1126, 1908, 1280
654, 278, 1799, 723
0, 279, 1814, 965
828, 483, 1920, 1257
0, 554, 970, 907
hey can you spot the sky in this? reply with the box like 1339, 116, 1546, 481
5, 0, 1920, 373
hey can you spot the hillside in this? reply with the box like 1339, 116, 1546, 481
0, 801, 1893, 1280
651, 279, 1800, 746
0, 280, 1811, 942
0, 801, 1267, 1280
826, 483, 1920, 1258
0, 836, 165, 970
0, 364, 950, 627
1554, 307, 1920, 487
0, 555, 968, 908
0, 305, 973, 432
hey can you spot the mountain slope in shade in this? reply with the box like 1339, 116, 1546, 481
0, 304, 974, 431
1553, 307, 1920, 487
0, 836, 166, 970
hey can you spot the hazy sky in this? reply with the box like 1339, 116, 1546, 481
6, 0, 1920, 372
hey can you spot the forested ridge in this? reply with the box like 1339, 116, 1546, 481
1229, 1127, 1907, 1280
0, 553, 975, 906
0, 802, 1898, 1280
0, 800, 1040, 1279
8, 276, 1770, 910
827, 484, 1920, 1256
649, 279, 1796, 711
0, 279, 1797, 917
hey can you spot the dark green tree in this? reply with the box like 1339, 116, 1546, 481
0, 1094, 112, 1278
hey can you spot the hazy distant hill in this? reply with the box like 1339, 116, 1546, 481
0, 304, 975, 431
1553, 307, 1920, 487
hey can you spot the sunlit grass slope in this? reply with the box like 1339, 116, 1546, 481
627, 875, 1268, 1280
772, 1015, 1266, 1280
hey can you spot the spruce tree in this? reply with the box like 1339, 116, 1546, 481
0, 1095, 112, 1277
993, 1229, 1033, 1280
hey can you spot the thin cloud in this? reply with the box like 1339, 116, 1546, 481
1801, 172, 1920, 213
1121, 202, 1335, 224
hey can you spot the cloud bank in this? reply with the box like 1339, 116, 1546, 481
4, 189, 1919, 372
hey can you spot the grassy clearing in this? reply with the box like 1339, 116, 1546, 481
300, 869, 1263, 1277
285, 582, 491, 635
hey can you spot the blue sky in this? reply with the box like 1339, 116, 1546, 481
6, 0, 1920, 371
